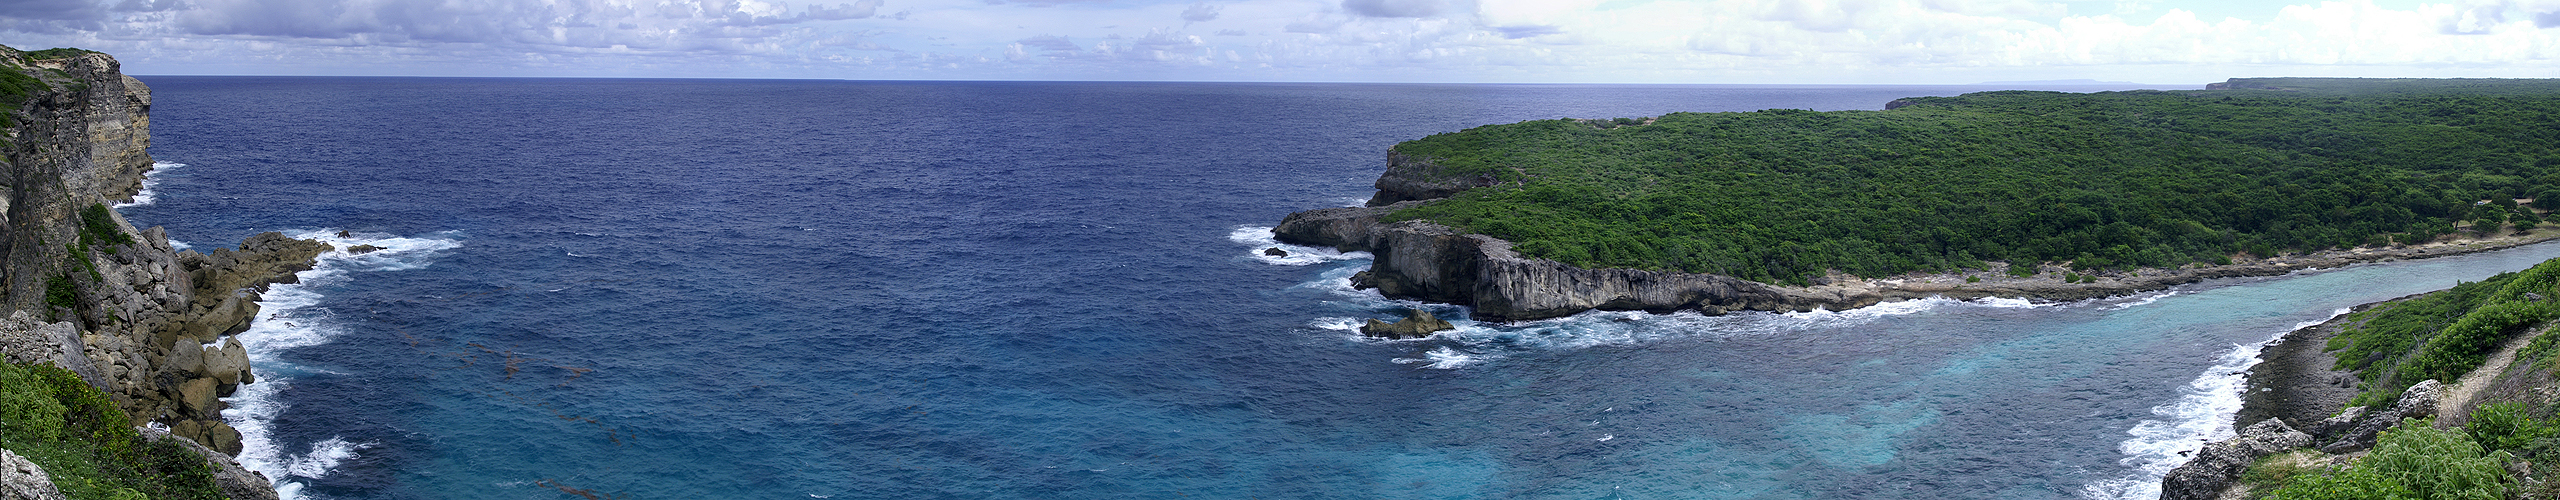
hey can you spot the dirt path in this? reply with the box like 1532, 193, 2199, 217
2438, 323, 2552, 423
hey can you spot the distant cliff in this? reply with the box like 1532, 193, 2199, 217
0, 46, 306, 500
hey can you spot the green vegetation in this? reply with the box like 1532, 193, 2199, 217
1381, 79, 2560, 285
78, 203, 132, 253
2266, 420, 2512, 500
2327, 257, 2560, 407
0, 362, 226, 500
19, 48, 93, 61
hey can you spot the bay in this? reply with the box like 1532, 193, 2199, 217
116, 77, 2555, 499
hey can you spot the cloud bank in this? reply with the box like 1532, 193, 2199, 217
2, 0, 2558, 82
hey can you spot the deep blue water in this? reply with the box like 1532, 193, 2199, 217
113, 77, 2560, 499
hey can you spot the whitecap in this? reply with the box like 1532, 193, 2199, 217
1228, 226, 1371, 266
2099, 291, 2182, 311
112, 161, 184, 208
220, 228, 459, 498
1390, 346, 1488, 369
2082, 307, 2351, 500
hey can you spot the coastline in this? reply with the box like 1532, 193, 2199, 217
2230, 300, 2381, 432
1812, 229, 2560, 306
1279, 197, 2560, 322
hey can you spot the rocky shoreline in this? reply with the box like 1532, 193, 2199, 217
0, 47, 313, 499
1276, 150, 2560, 322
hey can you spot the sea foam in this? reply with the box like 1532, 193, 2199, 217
2082, 307, 2352, 500
221, 229, 459, 499
1230, 226, 1370, 266
112, 161, 183, 208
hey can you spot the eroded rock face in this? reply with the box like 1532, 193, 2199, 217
0, 449, 66, 500
1366, 151, 1498, 207
1273, 205, 1883, 322
0, 48, 297, 499
2159, 419, 2313, 500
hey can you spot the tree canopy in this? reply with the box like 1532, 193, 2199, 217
1383, 79, 2560, 285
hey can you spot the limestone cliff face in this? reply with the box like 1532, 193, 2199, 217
0, 47, 319, 492
1275, 202, 1886, 322
1363, 150, 1500, 207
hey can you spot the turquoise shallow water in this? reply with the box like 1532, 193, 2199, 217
109, 77, 2560, 499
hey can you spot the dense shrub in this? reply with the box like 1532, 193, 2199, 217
2330, 256, 2560, 407
2268, 420, 2511, 500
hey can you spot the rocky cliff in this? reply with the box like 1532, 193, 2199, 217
0, 46, 309, 499
1277, 201, 1882, 321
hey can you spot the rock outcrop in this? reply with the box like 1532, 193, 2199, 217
1277, 202, 1885, 321
0, 449, 65, 500
1365, 151, 1499, 207
2159, 419, 2313, 500
2156, 380, 2444, 499
2318, 380, 2442, 454
0, 47, 298, 498
1360, 309, 1454, 339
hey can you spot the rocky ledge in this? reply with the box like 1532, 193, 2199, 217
1278, 151, 2560, 322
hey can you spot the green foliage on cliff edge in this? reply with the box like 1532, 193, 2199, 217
1381, 80, 2560, 285
2327, 256, 2560, 407
0, 362, 226, 500
0, 44, 82, 131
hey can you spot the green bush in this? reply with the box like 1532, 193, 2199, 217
2268, 420, 2512, 500
2465, 402, 2557, 454
0, 362, 225, 500
2330, 256, 2560, 407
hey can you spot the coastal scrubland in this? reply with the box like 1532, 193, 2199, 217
1381, 78, 2560, 285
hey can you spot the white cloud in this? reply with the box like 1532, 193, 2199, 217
3, 0, 2560, 82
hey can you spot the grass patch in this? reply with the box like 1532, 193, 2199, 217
0, 362, 226, 500
2266, 420, 2512, 500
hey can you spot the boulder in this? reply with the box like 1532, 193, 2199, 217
0, 449, 66, 500
1360, 309, 1455, 339
2159, 419, 2314, 500
206, 421, 242, 456
2321, 380, 2440, 454
177, 377, 218, 416
2302, 406, 2365, 440
1262, 247, 1287, 257
204, 337, 250, 385
347, 244, 383, 254
166, 339, 206, 377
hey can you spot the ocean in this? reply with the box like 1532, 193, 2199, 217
113, 77, 2560, 499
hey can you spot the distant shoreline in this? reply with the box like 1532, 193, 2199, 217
1796, 229, 2560, 307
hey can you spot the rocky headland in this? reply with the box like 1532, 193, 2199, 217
0, 46, 319, 499
1277, 148, 2560, 323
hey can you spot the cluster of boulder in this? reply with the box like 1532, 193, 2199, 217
2159, 380, 2444, 500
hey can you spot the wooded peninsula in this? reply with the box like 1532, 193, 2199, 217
1378, 78, 2560, 286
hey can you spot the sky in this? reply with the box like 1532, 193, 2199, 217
1, 0, 2558, 83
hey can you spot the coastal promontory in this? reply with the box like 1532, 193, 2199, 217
0, 46, 316, 499
1281, 78, 2560, 322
